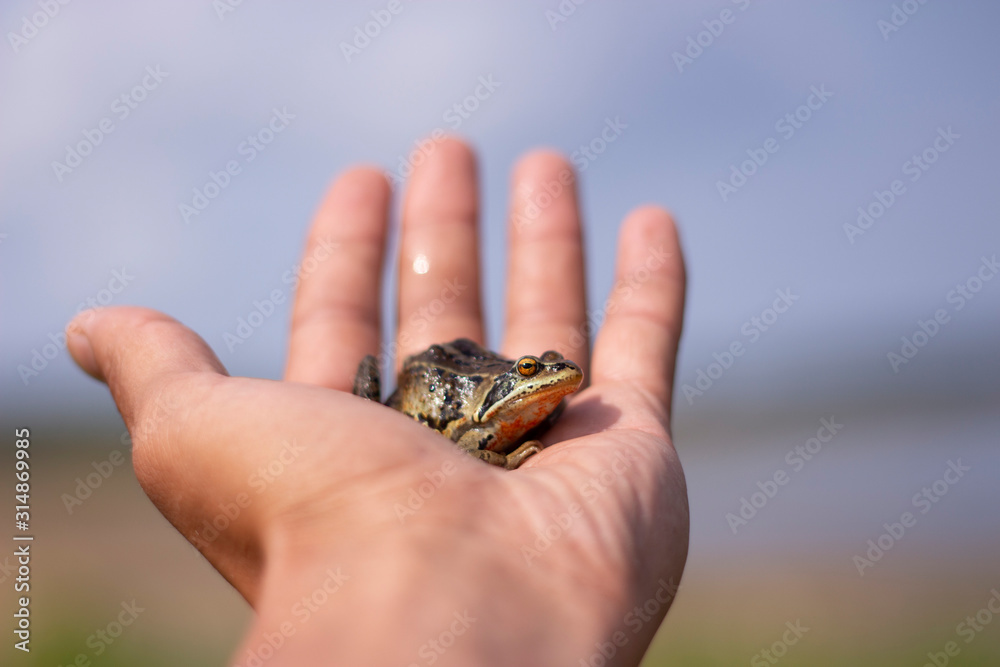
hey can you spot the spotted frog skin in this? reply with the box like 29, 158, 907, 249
352, 339, 583, 469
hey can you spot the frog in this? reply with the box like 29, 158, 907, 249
352, 338, 583, 469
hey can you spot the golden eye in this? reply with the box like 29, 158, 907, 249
516, 357, 539, 377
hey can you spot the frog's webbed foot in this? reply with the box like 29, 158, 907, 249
352, 355, 381, 401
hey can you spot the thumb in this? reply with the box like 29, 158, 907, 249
65, 307, 269, 597
67, 306, 229, 436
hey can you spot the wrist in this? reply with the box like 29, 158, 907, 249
235, 522, 620, 667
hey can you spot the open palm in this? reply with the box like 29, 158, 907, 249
68, 137, 688, 666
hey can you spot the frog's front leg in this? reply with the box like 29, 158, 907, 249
456, 428, 507, 468
456, 428, 541, 470
503, 440, 543, 469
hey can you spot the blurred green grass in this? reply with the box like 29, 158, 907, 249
3, 424, 998, 666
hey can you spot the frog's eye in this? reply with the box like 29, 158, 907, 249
516, 357, 539, 377
540, 350, 563, 362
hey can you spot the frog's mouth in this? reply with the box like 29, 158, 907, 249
477, 367, 583, 424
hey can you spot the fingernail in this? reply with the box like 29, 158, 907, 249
66, 310, 99, 378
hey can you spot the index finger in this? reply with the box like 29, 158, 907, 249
285, 167, 391, 390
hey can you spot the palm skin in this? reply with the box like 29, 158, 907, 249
67, 137, 688, 666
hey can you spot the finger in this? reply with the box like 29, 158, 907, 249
66, 306, 229, 434
396, 136, 483, 364
67, 306, 266, 601
591, 206, 686, 410
501, 150, 588, 376
285, 167, 390, 389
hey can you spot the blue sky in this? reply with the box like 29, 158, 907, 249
2, 1, 998, 420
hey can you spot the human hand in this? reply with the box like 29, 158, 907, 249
67, 137, 688, 667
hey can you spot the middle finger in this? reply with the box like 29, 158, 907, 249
396, 137, 484, 364
501, 151, 589, 377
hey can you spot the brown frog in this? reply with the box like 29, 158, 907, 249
352, 338, 583, 469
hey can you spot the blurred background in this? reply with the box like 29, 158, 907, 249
2, 1, 999, 665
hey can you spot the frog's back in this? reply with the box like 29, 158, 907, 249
387, 339, 511, 438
